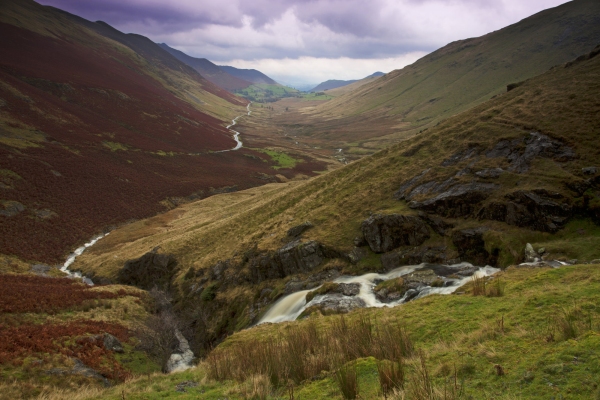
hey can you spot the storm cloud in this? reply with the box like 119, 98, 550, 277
38, 0, 570, 85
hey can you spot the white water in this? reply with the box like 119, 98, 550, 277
258, 263, 500, 324
60, 232, 110, 285
217, 102, 251, 153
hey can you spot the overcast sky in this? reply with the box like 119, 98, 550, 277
39, 0, 570, 87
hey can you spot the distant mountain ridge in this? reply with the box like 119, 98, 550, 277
309, 72, 384, 92
219, 66, 278, 85
159, 43, 253, 91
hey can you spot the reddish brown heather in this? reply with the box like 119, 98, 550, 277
0, 275, 141, 314
0, 320, 131, 380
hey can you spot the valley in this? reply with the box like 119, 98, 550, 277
1, 0, 600, 399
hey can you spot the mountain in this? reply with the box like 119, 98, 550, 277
0, 0, 310, 264
219, 65, 278, 85
309, 72, 385, 92
158, 43, 253, 91
60, 44, 600, 397
297, 0, 600, 149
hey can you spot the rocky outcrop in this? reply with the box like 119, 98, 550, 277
451, 227, 496, 266
408, 181, 498, 217
250, 240, 342, 283
486, 132, 575, 173
478, 189, 572, 232
302, 296, 366, 316
0, 200, 25, 217
118, 249, 178, 290
524, 243, 540, 263
103, 334, 124, 353
361, 214, 430, 253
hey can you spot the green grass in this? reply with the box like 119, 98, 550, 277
252, 148, 300, 169
233, 84, 301, 102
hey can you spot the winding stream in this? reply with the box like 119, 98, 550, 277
60, 232, 110, 285
259, 262, 500, 324
217, 102, 252, 153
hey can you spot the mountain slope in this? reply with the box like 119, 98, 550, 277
76, 44, 600, 358
219, 65, 278, 85
0, 0, 306, 264
158, 43, 253, 91
300, 0, 600, 147
309, 72, 385, 92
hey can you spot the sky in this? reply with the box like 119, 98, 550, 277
38, 0, 571, 87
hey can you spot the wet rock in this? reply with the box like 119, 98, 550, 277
582, 167, 598, 175
486, 132, 575, 173
0, 200, 25, 217
374, 277, 406, 303
420, 263, 479, 278
381, 247, 450, 271
475, 168, 504, 179
524, 243, 540, 263
441, 147, 480, 167
361, 214, 430, 253
403, 269, 440, 289
103, 334, 124, 353
478, 189, 572, 232
118, 249, 178, 290
409, 182, 498, 217
287, 221, 313, 238
452, 227, 495, 266
305, 295, 366, 316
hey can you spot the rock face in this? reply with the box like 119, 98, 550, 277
103, 333, 124, 353
304, 295, 366, 316
408, 181, 499, 217
361, 214, 430, 253
478, 189, 572, 232
250, 240, 341, 283
451, 227, 496, 266
287, 221, 313, 238
381, 247, 454, 271
118, 250, 178, 290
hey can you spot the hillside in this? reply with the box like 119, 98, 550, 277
0, 0, 326, 264
219, 65, 278, 85
309, 72, 385, 92
281, 0, 600, 153
74, 37, 600, 369
158, 43, 253, 91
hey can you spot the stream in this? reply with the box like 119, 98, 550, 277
258, 262, 500, 324
216, 102, 251, 153
60, 232, 110, 285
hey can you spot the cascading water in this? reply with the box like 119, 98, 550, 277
258, 262, 500, 324
60, 232, 110, 285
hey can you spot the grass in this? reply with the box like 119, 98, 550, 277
252, 148, 301, 169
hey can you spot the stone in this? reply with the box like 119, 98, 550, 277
103, 334, 124, 353
393, 168, 431, 200
347, 246, 367, 264
418, 212, 454, 236
0, 200, 25, 217
381, 247, 450, 271
71, 358, 110, 387
31, 264, 52, 276
524, 243, 540, 263
451, 227, 496, 266
441, 147, 480, 167
409, 182, 499, 218
361, 214, 430, 253
305, 295, 366, 315
175, 381, 199, 393
582, 167, 597, 175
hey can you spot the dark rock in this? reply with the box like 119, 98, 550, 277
361, 214, 430, 253
478, 189, 572, 232
103, 334, 124, 353
337, 283, 361, 296
409, 181, 498, 217
451, 227, 495, 266
418, 212, 454, 236
210, 260, 229, 280
305, 295, 366, 315
582, 167, 598, 175
441, 147, 480, 167
403, 269, 440, 289
287, 221, 313, 238
353, 235, 367, 247
475, 168, 504, 178
565, 179, 591, 196
381, 247, 450, 271
118, 249, 178, 290
31, 264, 52, 276
486, 133, 575, 173
404, 177, 456, 201
347, 247, 367, 264
71, 359, 110, 387
175, 381, 199, 393
403, 289, 420, 302
393, 168, 430, 200
420, 263, 479, 278
283, 269, 342, 294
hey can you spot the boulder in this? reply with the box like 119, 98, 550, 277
118, 249, 178, 290
103, 334, 124, 353
451, 227, 495, 266
524, 243, 540, 263
475, 168, 504, 179
582, 166, 598, 175
361, 214, 430, 253
303, 295, 366, 316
